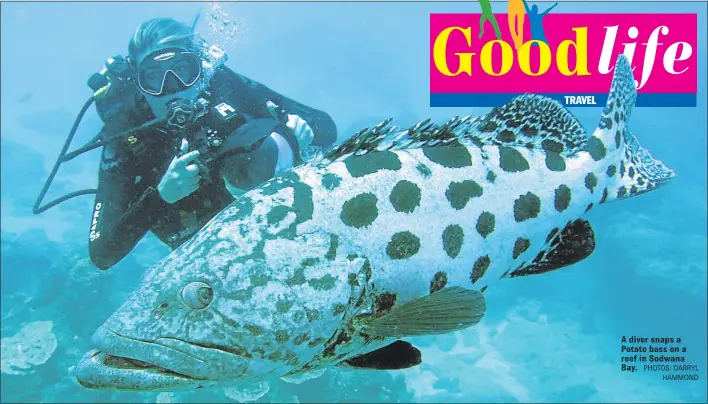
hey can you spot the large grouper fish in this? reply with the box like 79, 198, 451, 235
76, 55, 675, 391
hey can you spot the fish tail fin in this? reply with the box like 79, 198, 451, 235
586, 54, 675, 202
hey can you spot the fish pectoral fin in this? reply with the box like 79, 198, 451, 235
508, 219, 596, 278
359, 286, 486, 338
340, 340, 422, 370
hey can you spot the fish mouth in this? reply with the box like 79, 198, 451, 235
76, 327, 248, 391
76, 349, 211, 391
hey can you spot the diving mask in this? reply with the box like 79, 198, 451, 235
137, 48, 202, 97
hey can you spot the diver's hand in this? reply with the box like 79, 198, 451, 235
266, 102, 315, 160
158, 139, 201, 204
287, 114, 316, 160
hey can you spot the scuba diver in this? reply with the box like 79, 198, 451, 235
83, 17, 338, 270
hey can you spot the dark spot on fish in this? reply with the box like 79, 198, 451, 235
293, 311, 306, 323
478, 120, 498, 132
499, 146, 529, 172
545, 152, 566, 172
521, 125, 538, 137
618, 186, 627, 198
620, 161, 625, 176
554, 185, 571, 212
470, 256, 491, 284
293, 334, 309, 345
512, 237, 531, 259
363, 260, 373, 281
250, 274, 271, 287
386, 231, 421, 259
476, 211, 495, 238
262, 172, 313, 226
275, 330, 290, 344
430, 271, 448, 294
599, 188, 609, 204
374, 292, 397, 315
416, 163, 432, 178
480, 286, 488, 293
268, 351, 283, 361
308, 274, 336, 291
302, 258, 319, 267
628, 166, 636, 178
286, 267, 306, 287
348, 273, 360, 287
585, 203, 594, 212
341, 193, 378, 228
321, 173, 342, 190
344, 151, 402, 178
442, 225, 464, 258
496, 130, 515, 143
245, 324, 265, 336
630, 185, 638, 195
422, 142, 473, 168
615, 130, 622, 148
486, 170, 496, 183
585, 173, 598, 193
446, 180, 483, 210
326, 234, 339, 260
599, 117, 612, 130
514, 192, 541, 222
606, 165, 616, 177
308, 337, 326, 348
585, 136, 607, 161
276, 299, 294, 313
306, 309, 322, 322
389, 180, 422, 213
541, 139, 564, 153
266, 206, 289, 226
332, 304, 347, 316
285, 351, 299, 366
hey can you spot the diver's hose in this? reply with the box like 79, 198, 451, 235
32, 96, 166, 214
32, 95, 98, 215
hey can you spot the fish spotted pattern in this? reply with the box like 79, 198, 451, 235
76, 55, 675, 391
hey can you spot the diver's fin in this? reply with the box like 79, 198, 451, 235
340, 340, 422, 370
507, 219, 595, 278
357, 286, 486, 338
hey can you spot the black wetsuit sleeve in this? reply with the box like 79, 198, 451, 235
231, 72, 338, 148
88, 142, 166, 270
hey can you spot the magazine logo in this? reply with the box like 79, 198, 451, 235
430, 13, 697, 107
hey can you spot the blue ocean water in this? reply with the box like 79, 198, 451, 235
1, 1, 706, 403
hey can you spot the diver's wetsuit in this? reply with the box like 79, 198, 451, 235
88, 66, 337, 270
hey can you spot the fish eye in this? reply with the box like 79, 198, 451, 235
181, 282, 213, 310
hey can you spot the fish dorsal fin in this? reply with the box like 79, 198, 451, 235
465, 94, 588, 157
313, 117, 471, 165
312, 95, 588, 166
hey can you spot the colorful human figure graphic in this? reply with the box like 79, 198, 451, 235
476, 0, 502, 40
507, 0, 526, 49
522, 1, 558, 46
